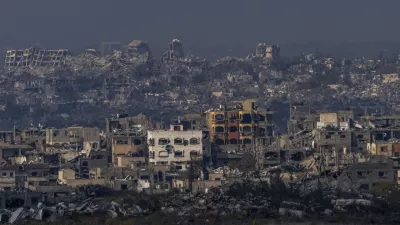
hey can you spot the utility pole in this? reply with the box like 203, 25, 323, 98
75, 133, 78, 153
189, 154, 202, 192
189, 159, 193, 192
333, 146, 339, 172
319, 145, 323, 174
254, 138, 264, 171
59, 152, 62, 169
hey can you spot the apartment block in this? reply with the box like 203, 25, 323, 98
148, 122, 202, 171
204, 99, 273, 147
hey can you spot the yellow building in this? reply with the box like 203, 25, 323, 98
204, 99, 273, 146
367, 142, 394, 157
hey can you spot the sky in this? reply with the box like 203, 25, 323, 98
1, 0, 400, 59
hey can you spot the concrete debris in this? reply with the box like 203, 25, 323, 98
161, 188, 267, 218
332, 199, 372, 207
278, 208, 304, 218
0, 178, 389, 224
323, 208, 333, 216
8, 207, 23, 224
0, 196, 150, 223
107, 210, 118, 219
212, 166, 243, 177
32, 208, 43, 220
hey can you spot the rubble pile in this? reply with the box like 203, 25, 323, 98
3, 40, 400, 131
157, 180, 394, 223
0, 197, 151, 224
0, 180, 397, 224
162, 188, 269, 218
212, 166, 243, 177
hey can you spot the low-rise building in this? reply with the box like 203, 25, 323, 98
315, 129, 352, 153
45, 126, 100, 147
317, 112, 350, 130
337, 162, 396, 190
172, 169, 225, 193
367, 142, 394, 157
58, 169, 106, 188
0, 163, 58, 190
111, 136, 146, 164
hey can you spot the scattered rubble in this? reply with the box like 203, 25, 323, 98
0, 197, 150, 224
3, 40, 400, 225
2, 40, 400, 132
0, 178, 396, 224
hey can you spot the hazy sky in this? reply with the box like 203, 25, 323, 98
1, 0, 400, 58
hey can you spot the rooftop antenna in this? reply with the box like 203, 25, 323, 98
341, 58, 345, 81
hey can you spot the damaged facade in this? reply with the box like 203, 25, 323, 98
255, 43, 280, 60
5, 48, 68, 70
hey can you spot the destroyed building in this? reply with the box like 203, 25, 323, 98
0, 163, 58, 191
255, 43, 280, 60
105, 113, 151, 137
166, 39, 184, 61
337, 161, 396, 191
287, 102, 316, 134
106, 114, 152, 166
124, 40, 152, 64
315, 112, 352, 161
363, 115, 400, 158
5, 48, 68, 71
45, 126, 100, 148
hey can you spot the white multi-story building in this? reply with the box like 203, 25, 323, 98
148, 124, 203, 171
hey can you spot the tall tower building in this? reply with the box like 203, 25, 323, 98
168, 39, 184, 60
256, 43, 280, 60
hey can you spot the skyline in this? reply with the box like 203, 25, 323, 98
1, 1, 400, 59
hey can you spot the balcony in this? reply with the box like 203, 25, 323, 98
190, 150, 199, 156
229, 126, 238, 133
174, 151, 184, 157
213, 126, 225, 133
241, 126, 252, 134
240, 113, 252, 124
214, 114, 225, 121
189, 138, 199, 145
159, 151, 169, 157
158, 138, 170, 145
174, 138, 184, 145
242, 138, 252, 145
190, 151, 202, 161
229, 138, 238, 145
